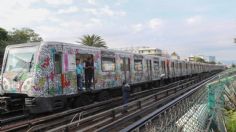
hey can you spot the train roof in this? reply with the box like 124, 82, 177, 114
5, 42, 41, 49
44, 41, 167, 59
4, 41, 224, 67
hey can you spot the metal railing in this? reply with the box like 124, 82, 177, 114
121, 74, 217, 132
47, 77, 202, 132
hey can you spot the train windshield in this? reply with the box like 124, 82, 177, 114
4, 46, 37, 73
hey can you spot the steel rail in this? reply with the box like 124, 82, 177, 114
0, 76, 198, 131
119, 74, 218, 132
47, 74, 216, 132
0, 76, 190, 128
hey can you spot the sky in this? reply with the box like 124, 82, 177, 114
0, 0, 236, 64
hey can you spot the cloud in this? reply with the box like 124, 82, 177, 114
87, 18, 103, 27
132, 24, 143, 32
131, 18, 164, 32
42, 0, 74, 5
0, 0, 51, 29
100, 6, 114, 16
0, 0, 235, 64
83, 8, 98, 15
83, 5, 126, 17
186, 15, 203, 25
87, 0, 96, 5
36, 18, 104, 43
57, 6, 79, 14
148, 18, 163, 29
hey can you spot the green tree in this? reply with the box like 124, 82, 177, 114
8, 28, 43, 44
0, 27, 9, 54
0, 27, 8, 41
0, 27, 43, 63
232, 64, 236, 68
77, 34, 107, 48
193, 57, 206, 63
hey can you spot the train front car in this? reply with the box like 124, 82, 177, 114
0, 43, 39, 113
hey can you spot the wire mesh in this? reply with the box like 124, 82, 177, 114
134, 68, 236, 132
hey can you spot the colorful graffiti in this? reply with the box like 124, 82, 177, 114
1, 42, 161, 97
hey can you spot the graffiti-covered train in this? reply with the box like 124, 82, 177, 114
0, 42, 224, 113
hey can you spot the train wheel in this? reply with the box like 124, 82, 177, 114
98, 91, 111, 101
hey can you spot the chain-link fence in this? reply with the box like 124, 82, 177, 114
206, 68, 236, 132
132, 69, 236, 132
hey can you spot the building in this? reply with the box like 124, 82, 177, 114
171, 52, 180, 60
188, 55, 216, 63
161, 50, 171, 58
115, 47, 163, 57
205, 56, 216, 62
138, 47, 162, 56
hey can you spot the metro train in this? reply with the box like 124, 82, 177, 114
0, 41, 224, 113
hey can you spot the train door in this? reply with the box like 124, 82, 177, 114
166, 60, 170, 78
149, 60, 152, 80
180, 62, 183, 76
153, 58, 160, 79
76, 54, 94, 90
172, 62, 175, 77
161, 60, 166, 78
121, 57, 131, 83
146, 59, 152, 80
54, 52, 63, 94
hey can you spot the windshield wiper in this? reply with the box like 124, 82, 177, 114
29, 54, 34, 72
13, 54, 34, 82
13, 72, 24, 82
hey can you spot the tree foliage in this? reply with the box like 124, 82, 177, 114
193, 57, 206, 63
232, 64, 236, 68
0, 28, 9, 54
225, 110, 236, 132
0, 27, 8, 41
77, 34, 107, 48
8, 28, 43, 44
0, 27, 43, 54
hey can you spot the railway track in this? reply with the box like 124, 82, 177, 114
46, 73, 216, 132
0, 73, 215, 132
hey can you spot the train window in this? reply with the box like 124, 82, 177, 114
54, 53, 62, 74
161, 61, 165, 70
120, 58, 130, 71
127, 59, 130, 71
101, 57, 116, 72
134, 59, 143, 71
171, 62, 174, 68
120, 58, 124, 71
154, 61, 159, 70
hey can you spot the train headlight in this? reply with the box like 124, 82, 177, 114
22, 78, 34, 96
3, 78, 10, 92
0, 85, 3, 95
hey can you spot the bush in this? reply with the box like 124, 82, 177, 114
225, 110, 236, 132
